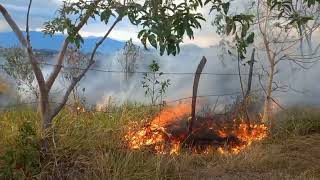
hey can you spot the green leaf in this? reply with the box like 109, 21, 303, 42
246, 32, 255, 44
225, 17, 233, 35
222, 2, 230, 14
100, 9, 112, 24
148, 34, 158, 49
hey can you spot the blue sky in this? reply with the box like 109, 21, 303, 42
0, 0, 220, 47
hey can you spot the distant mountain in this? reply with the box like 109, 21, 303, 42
0, 31, 124, 54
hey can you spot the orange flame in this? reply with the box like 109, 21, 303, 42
151, 103, 191, 127
124, 103, 268, 155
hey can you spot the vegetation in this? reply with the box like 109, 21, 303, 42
0, 105, 319, 179
2, 47, 38, 99
118, 39, 141, 82
142, 60, 170, 105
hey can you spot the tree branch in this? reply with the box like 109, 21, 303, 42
50, 17, 121, 118
0, 4, 27, 47
0, 3, 46, 91
26, 0, 32, 45
46, 0, 103, 91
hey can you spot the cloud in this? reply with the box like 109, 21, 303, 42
0, 20, 10, 32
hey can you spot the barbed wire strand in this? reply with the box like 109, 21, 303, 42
0, 89, 264, 110
0, 62, 260, 76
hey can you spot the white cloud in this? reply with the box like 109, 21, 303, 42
183, 33, 221, 48
0, 20, 10, 32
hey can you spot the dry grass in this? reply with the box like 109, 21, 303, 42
0, 105, 319, 180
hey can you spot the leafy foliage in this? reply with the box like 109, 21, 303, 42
205, 0, 255, 59
43, 0, 206, 56
136, 0, 205, 55
267, 0, 315, 27
142, 60, 170, 105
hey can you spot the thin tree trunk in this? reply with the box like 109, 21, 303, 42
39, 89, 51, 129
260, 2, 275, 124
262, 61, 275, 124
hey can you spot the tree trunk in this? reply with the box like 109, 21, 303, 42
262, 62, 274, 124
39, 89, 52, 129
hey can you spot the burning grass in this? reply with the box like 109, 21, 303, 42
0, 104, 319, 179
124, 103, 268, 155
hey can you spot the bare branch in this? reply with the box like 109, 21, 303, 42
26, 0, 32, 45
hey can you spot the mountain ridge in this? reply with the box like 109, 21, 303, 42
0, 31, 124, 54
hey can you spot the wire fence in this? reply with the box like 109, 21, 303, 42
0, 88, 266, 112
0, 60, 269, 112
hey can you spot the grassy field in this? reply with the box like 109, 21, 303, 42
0, 105, 319, 180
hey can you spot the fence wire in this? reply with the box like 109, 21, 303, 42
0, 89, 265, 111
0, 62, 260, 76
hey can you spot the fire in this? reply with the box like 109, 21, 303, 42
124, 103, 268, 155
151, 102, 191, 127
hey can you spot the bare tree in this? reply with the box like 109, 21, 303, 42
118, 38, 140, 82
206, 0, 320, 125
2, 47, 39, 99
255, 0, 320, 124
0, 0, 205, 129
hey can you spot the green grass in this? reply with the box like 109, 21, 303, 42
0, 105, 320, 179
272, 106, 320, 137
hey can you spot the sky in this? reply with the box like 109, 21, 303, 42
0, 0, 220, 47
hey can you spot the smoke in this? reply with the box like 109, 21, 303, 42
1, 36, 320, 110
76, 39, 320, 110
74, 44, 256, 110
0, 67, 18, 107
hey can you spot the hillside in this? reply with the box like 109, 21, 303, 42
0, 31, 124, 54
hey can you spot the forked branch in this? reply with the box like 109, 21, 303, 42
50, 17, 121, 119
46, 0, 103, 91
